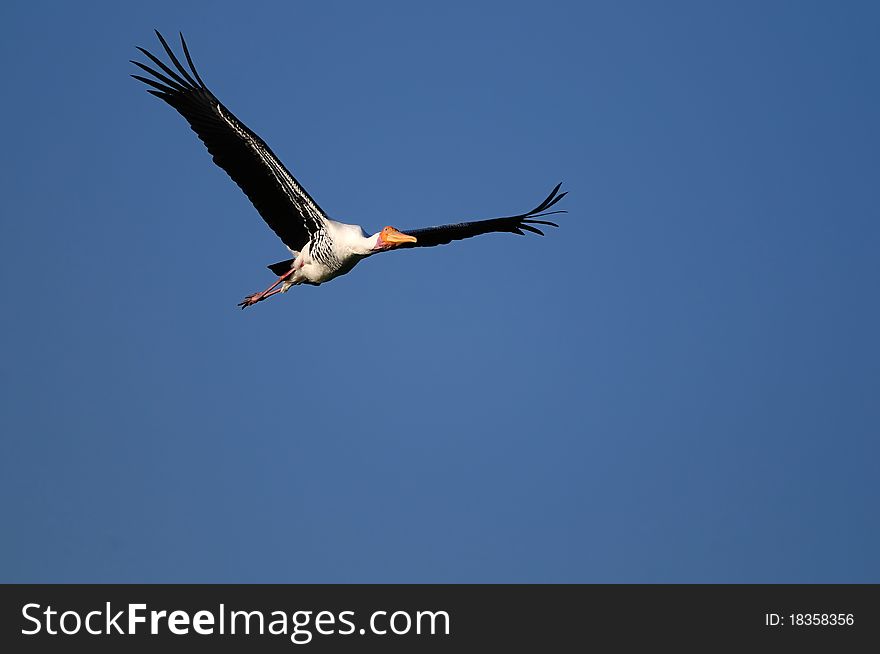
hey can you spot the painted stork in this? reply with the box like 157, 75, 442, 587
131, 32, 567, 308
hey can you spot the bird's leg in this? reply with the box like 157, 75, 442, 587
238, 285, 284, 309
238, 288, 283, 308
238, 267, 295, 309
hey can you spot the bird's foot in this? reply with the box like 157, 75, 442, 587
238, 287, 283, 309
238, 292, 264, 309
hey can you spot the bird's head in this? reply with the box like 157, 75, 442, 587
373, 226, 417, 250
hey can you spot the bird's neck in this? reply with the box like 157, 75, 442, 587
355, 232, 381, 257
325, 220, 379, 257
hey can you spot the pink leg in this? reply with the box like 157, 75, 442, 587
238, 268, 295, 309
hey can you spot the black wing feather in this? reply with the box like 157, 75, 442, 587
131, 31, 327, 252
398, 183, 566, 249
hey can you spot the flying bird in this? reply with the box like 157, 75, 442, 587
131, 31, 567, 308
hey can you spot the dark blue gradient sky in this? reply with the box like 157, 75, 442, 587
1, 0, 878, 582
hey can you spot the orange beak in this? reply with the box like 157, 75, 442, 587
381, 229, 417, 245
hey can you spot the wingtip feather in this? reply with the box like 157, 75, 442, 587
520, 224, 545, 236
179, 31, 208, 89
154, 29, 199, 88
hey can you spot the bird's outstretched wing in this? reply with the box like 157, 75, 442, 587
131, 30, 327, 252
397, 183, 567, 249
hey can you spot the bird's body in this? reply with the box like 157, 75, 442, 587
132, 31, 567, 307
283, 219, 376, 287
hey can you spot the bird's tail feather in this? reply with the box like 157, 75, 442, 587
267, 259, 295, 276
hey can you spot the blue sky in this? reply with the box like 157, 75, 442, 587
1, 0, 877, 582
